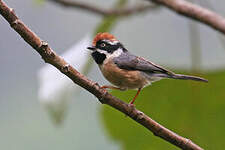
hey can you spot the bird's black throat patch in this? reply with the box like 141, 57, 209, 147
91, 51, 106, 64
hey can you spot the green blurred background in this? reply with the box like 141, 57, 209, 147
0, 0, 225, 150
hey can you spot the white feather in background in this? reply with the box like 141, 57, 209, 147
38, 35, 92, 124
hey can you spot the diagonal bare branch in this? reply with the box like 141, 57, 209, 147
0, 0, 203, 150
149, 0, 225, 35
48, 0, 159, 16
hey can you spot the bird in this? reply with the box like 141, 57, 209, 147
87, 32, 208, 105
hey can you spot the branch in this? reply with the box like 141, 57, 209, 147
48, 0, 159, 16
149, 0, 225, 35
0, 1, 203, 150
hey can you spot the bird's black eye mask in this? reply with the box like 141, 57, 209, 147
96, 40, 127, 53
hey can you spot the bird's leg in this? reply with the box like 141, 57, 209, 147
126, 88, 142, 117
100, 85, 124, 91
129, 88, 142, 105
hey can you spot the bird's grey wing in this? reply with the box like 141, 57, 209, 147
113, 52, 174, 76
113, 52, 208, 82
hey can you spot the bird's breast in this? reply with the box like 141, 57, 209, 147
99, 59, 149, 89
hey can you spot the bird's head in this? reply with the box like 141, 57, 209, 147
87, 32, 127, 64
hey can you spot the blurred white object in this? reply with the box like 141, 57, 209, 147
38, 35, 92, 124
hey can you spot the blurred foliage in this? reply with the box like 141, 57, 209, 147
94, 0, 127, 34
101, 70, 225, 150
33, 0, 45, 5
95, 16, 119, 34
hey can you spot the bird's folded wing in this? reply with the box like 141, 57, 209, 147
113, 52, 174, 75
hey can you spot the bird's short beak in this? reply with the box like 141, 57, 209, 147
87, 46, 96, 51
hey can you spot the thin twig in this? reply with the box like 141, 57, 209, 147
48, 0, 159, 16
0, 0, 203, 150
149, 0, 225, 35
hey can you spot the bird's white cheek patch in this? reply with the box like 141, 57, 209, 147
100, 48, 123, 66
96, 48, 123, 59
107, 48, 123, 59
96, 49, 108, 56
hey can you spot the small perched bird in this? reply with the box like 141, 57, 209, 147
87, 33, 208, 104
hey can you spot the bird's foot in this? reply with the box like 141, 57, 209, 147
125, 103, 136, 117
128, 103, 135, 108
100, 86, 108, 93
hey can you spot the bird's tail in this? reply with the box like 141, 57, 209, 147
169, 74, 208, 82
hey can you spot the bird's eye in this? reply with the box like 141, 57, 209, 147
100, 43, 106, 48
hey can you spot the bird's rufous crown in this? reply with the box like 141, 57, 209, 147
92, 32, 117, 46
